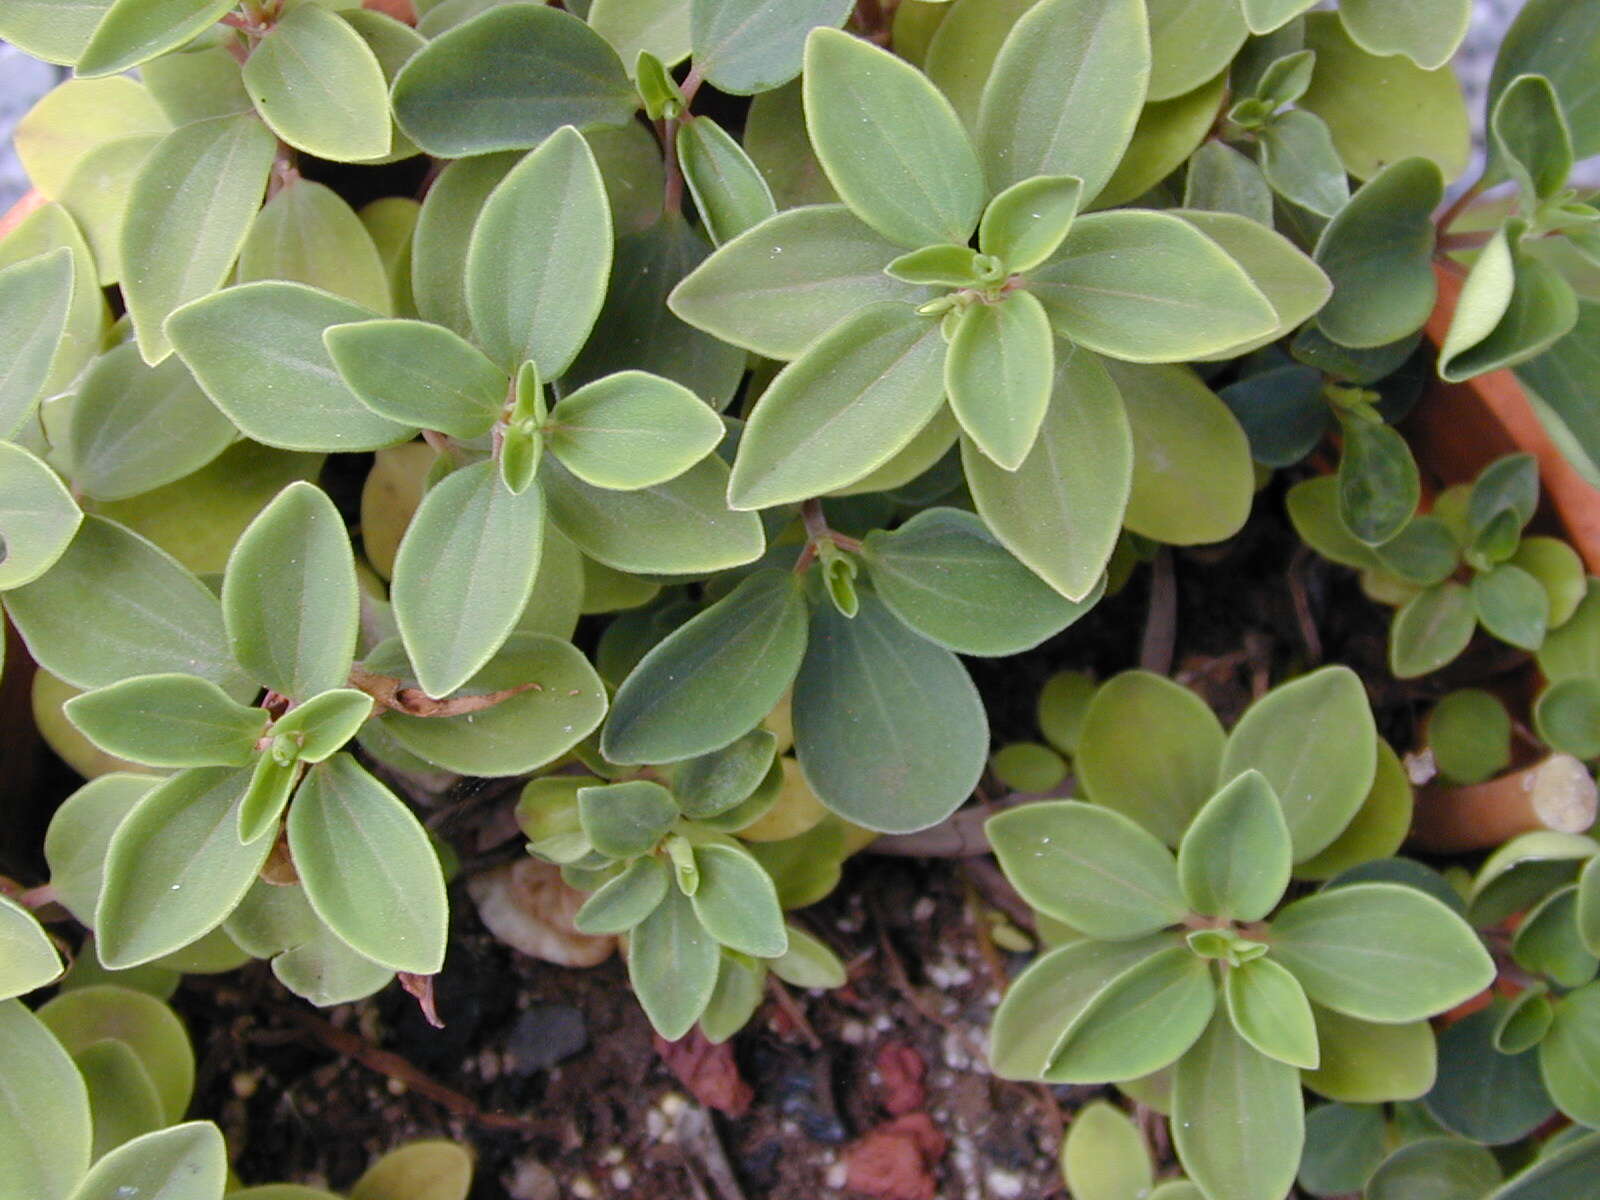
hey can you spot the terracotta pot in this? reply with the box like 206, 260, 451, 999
1409, 263, 1600, 572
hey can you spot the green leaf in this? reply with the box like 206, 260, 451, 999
1515, 886, 1597, 988
167, 281, 414, 451
1430, 690, 1513, 785
987, 800, 1187, 938
590, 0, 690, 70
541, 452, 764, 574
1300, 1102, 1386, 1196
64, 341, 235, 502
1535, 677, 1600, 759
1095, 72, 1228, 210
0, 249, 74, 438
272, 689, 373, 765
65, 1121, 226, 1200
667, 205, 931, 360
97, 766, 273, 968
628, 885, 719, 1039
0, 202, 106, 394
1365, 1136, 1503, 1200
1076, 670, 1225, 846
76, 0, 234, 77
0, 0, 112, 64
1221, 665, 1377, 863
1270, 883, 1495, 1022
672, 730, 778, 819
236, 752, 296, 845
242, 4, 390, 161
1109, 361, 1255, 547
1474, 563, 1551, 651
676, 116, 776, 246
289, 753, 446, 974
0, 894, 63, 1001
120, 113, 277, 365
861, 507, 1099, 656
349, 1143, 472, 1200
563, 211, 745, 409
1490, 1130, 1600, 1198
1512, 537, 1585, 626
224, 481, 359, 701
1047, 945, 1216, 1082
1314, 157, 1443, 349
0, 1000, 90, 1200
1258, 109, 1350, 219
0, 441, 82, 591
1225, 954, 1319, 1070
324, 319, 505, 438
1492, 74, 1574, 204
1339, 0, 1471, 70
1427, 1003, 1554, 1143
577, 780, 677, 858
1440, 234, 1579, 383
1339, 418, 1421, 545
700, 951, 766, 1042
466, 126, 611, 378
1390, 582, 1478, 678
976, 0, 1151, 196
1146, 0, 1247, 102
1171, 1010, 1304, 1200
65, 674, 263, 768
988, 934, 1175, 1079
547, 371, 724, 490
1541, 981, 1600, 1126
1061, 1101, 1153, 1200
792, 589, 986, 833
1489, 0, 1600, 166
802, 27, 983, 249
515, 779, 591, 864
1029, 211, 1278, 362
574, 856, 670, 934
961, 348, 1131, 602
1578, 857, 1600, 958
1178, 771, 1291, 922
391, 4, 635, 157
8, 517, 250, 694
727, 302, 946, 508
45, 776, 158, 926
946, 293, 1054, 470
1376, 516, 1461, 588
978, 175, 1083, 273
770, 925, 846, 988
1298, 13, 1470, 181
603, 570, 806, 764
1185, 140, 1274, 226
691, 842, 787, 957
236, 177, 392, 314
409, 152, 519, 339
1305, 1005, 1438, 1105
690, 0, 852, 95
391, 460, 545, 699
72, 1039, 163, 1160
139, 44, 251, 123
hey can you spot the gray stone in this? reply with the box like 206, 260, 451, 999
503, 1003, 588, 1075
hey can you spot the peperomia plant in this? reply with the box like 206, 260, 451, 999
986, 668, 1494, 1200
519, 727, 847, 1041
1291, 453, 1590, 677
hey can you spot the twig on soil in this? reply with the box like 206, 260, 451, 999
1287, 545, 1324, 663
1139, 549, 1177, 676
673, 1104, 749, 1200
766, 976, 824, 1050
278, 1006, 546, 1134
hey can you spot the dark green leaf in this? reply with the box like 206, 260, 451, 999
578, 780, 677, 858
691, 842, 786, 957
690, 0, 852, 95
1258, 109, 1350, 218
1338, 417, 1420, 545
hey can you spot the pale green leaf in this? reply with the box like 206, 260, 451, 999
1258, 108, 1350, 218
76, 0, 234, 77
466, 125, 612, 378
1046, 945, 1216, 1082
0, 440, 82, 591
690, 0, 853, 95
324, 319, 505, 439
224, 481, 359, 700
628, 886, 719, 1039
289, 753, 446, 974
574, 856, 670, 934
976, 0, 1151, 196
242, 4, 391, 161
0, 249, 74, 438
728, 302, 946, 509
1061, 1101, 1153, 1200
0, 999, 90, 1200
1178, 770, 1291, 922
803, 26, 983, 249
977, 174, 1082, 273
1225, 955, 1319, 1069
120, 113, 277, 365
547, 371, 725, 490
963, 348, 1131, 602
792, 589, 986, 833
589, 0, 690, 70
65, 674, 263, 768
691, 842, 787, 957
987, 800, 1188, 938
391, 4, 635, 157
946, 292, 1054, 470
0, 894, 63, 1001
1390, 582, 1478, 678
1146, 0, 1247, 100
96, 766, 273, 968
676, 116, 776, 247
1339, 0, 1472, 71
391, 460, 545, 699
64, 1121, 225, 1200
237, 177, 392, 313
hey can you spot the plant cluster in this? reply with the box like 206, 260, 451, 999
1, 0, 1600, 1197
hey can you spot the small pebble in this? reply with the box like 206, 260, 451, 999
503, 1005, 587, 1076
